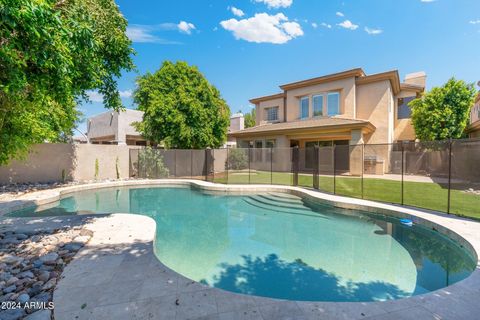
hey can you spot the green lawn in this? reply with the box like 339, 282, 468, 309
213, 171, 480, 220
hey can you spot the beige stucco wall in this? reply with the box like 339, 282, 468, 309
0, 144, 76, 184
256, 97, 285, 124
0, 144, 139, 184
356, 80, 393, 144
72, 144, 134, 181
284, 77, 356, 121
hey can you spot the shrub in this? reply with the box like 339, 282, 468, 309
138, 147, 169, 178
227, 148, 248, 170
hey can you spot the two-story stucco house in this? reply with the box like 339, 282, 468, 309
467, 93, 480, 138
231, 68, 425, 150
229, 68, 425, 174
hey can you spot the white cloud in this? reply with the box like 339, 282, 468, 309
420, 0, 436, 2
311, 22, 318, 29
254, 0, 293, 9
321, 22, 332, 29
337, 20, 359, 30
364, 27, 383, 35
119, 90, 133, 98
220, 13, 303, 44
230, 7, 245, 17
177, 21, 196, 34
86, 91, 103, 102
86, 90, 132, 102
470, 20, 480, 25
126, 26, 163, 43
336, 11, 344, 17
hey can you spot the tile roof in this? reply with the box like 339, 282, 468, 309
229, 118, 374, 136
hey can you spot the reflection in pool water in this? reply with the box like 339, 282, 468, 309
10, 186, 476, 302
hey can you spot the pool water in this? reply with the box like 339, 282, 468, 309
9, 186, 476, 302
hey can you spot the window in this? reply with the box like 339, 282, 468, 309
398, 97, 414, 119
327, 92, 340, 116
265, 107, 279, 122
313, 95, 324, 117
300, 97, 309, 119
265, 139, 276, 148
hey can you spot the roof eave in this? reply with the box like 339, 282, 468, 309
229, 121, 375, 138
279, 68, 366, 91
249, 93, 285, 104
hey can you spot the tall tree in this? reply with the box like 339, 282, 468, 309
244, 108, 256, 128
134, 61, 230, 149
0, 0, 134, 164
410, 78, 476, 141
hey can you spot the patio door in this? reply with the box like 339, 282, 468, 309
334, 140, 350, 172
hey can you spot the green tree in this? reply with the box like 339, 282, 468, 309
244, 108, 256, 128
0, 0, 134, 164
410, 78, 476, 141
134, 61, 230, 149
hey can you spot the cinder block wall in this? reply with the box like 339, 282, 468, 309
0, 144, 140, 184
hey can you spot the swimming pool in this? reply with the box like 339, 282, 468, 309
9, 186, 476, 302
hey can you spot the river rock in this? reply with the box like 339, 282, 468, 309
3, 284, 16, 294
15, 234, 28, 240
0, 308, 26, 320
38, 271, 50, 282
41, 278, 56, 290
39, 253, 58, 265
18, 271, 34, 279
18, 293, 30, 303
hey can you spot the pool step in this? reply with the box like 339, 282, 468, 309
243, 197, 315, 216
249, 195, 306, 211
261, 193, 304, 205
267, 192, 303, 201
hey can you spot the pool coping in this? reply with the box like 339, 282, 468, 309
2, 179, 480, 319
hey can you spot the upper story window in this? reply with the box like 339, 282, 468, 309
398, 97, 414, 119
327, 92, 340, 116
300, 96, 309, 119
265, 107, 279, 122
313, 95, 324, 117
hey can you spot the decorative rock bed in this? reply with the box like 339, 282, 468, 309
0, 227, 92, 320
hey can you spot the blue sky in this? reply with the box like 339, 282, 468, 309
77, 0, 480, 133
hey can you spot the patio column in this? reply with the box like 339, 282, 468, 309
349, 129, 364, 176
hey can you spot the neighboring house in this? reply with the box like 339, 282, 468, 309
87, 109, 150, 146
467, 92, 480, 138
226, 113, 245, 148
229, 68, 425, 174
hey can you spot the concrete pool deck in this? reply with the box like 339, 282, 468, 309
1, 179, 480, 319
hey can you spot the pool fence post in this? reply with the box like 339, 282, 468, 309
248, 147, 251, 184
270, 147, 273, 185
333, 144, 336, 194
190, 149, 193, 179
401, 142, 404, 206
447, 139, 453, 214
293, 146, 299, 186
204, 148, 208, 181
212, 149, 215, 182
174, 149, 177, 178
155, 148, 159, 179
226, 148, 229, 185
313, 146, 319, 190
361, 143, 364, 199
